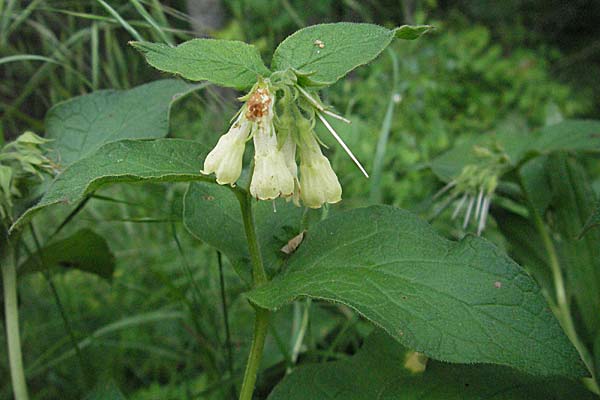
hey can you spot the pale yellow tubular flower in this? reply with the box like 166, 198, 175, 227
247, 86, 294, 200
201, 113, 251, 185
299, 131, 342, 208
281, 133, 301, 206
250, 121, 295, 200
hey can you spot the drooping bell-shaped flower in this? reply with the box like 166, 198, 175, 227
298, 129, 342, 208
202, 114, 251, 185
250, 121, 295, 200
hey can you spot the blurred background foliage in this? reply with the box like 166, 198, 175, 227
1, 0, 599, 399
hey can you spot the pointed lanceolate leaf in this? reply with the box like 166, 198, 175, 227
131, 40, 270, 89
268, 331, 594, 400
47, 79, 200, 166
248, 205, 585, 377
19, 229, 115, 280
183, 182, 303, 282
271, 23, 432, 86
10, 139, 210, 233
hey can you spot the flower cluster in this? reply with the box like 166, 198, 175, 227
0, 131, 57, 222
202, 79, 364, 208
434, 144, 509, 235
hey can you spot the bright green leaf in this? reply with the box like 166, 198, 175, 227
183, 182, 303, 282
47, 79, 200, 166
248, 205, 585, 377
130, 40, 270, 89
269, 331, 594, 400
19, 229, 115, 280
271, 23, 431, 86
10, 139, 210, 233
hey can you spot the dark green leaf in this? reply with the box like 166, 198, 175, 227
11, 139, 210, 233
131, 40, 270, 89
46, 79, 200, 166
532, 120, 600, 154
268, 331, 594, 400
182, 182, 303, 282
492, 207, 553, 299
271, 23, 431, 86
547, 153, 600, 341
19, 229, 115, 279
248, 205, 585, 377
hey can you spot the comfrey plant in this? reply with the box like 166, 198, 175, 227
5, 22, 599, 400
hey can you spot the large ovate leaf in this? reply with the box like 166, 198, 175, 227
19, 229, 115, 279
271, 23, 431, 86
183, 182, 303, 282
11, 139, 210, 233
268, 331, 594, 400
248, 205, 585, 377
130, 40, 270, 89
46, 79, 199, 166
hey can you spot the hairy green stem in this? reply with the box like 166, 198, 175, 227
234, 189, 270, 400
2, 245, 29, 400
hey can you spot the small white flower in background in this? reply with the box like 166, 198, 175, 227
434, 145, 508, 235
201, 77, 366, 208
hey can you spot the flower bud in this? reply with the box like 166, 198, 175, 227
202, 115, 251, 185
299, 132, 342, 208
250, 122, 295, 200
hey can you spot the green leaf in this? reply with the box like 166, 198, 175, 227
430, 120, 600, 184
532, 120, 600, 154
268, 330, 595, 400
547, 153, 600, 341
130, 40, 270, 89
519, 155, 552, 216
271, 23, 431, 86
183, 182, 303, 282
47, 79, 200, 166
10, 139, 210, 233
19, 229, 115, 280
248, 205, 585, 377
492, 207, 553, 299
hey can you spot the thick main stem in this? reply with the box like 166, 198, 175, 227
234, 189, 270, 400
2, 246, 30, 400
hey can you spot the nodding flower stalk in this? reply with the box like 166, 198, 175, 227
201, 77, 365, 208
0, 131, 54, 400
